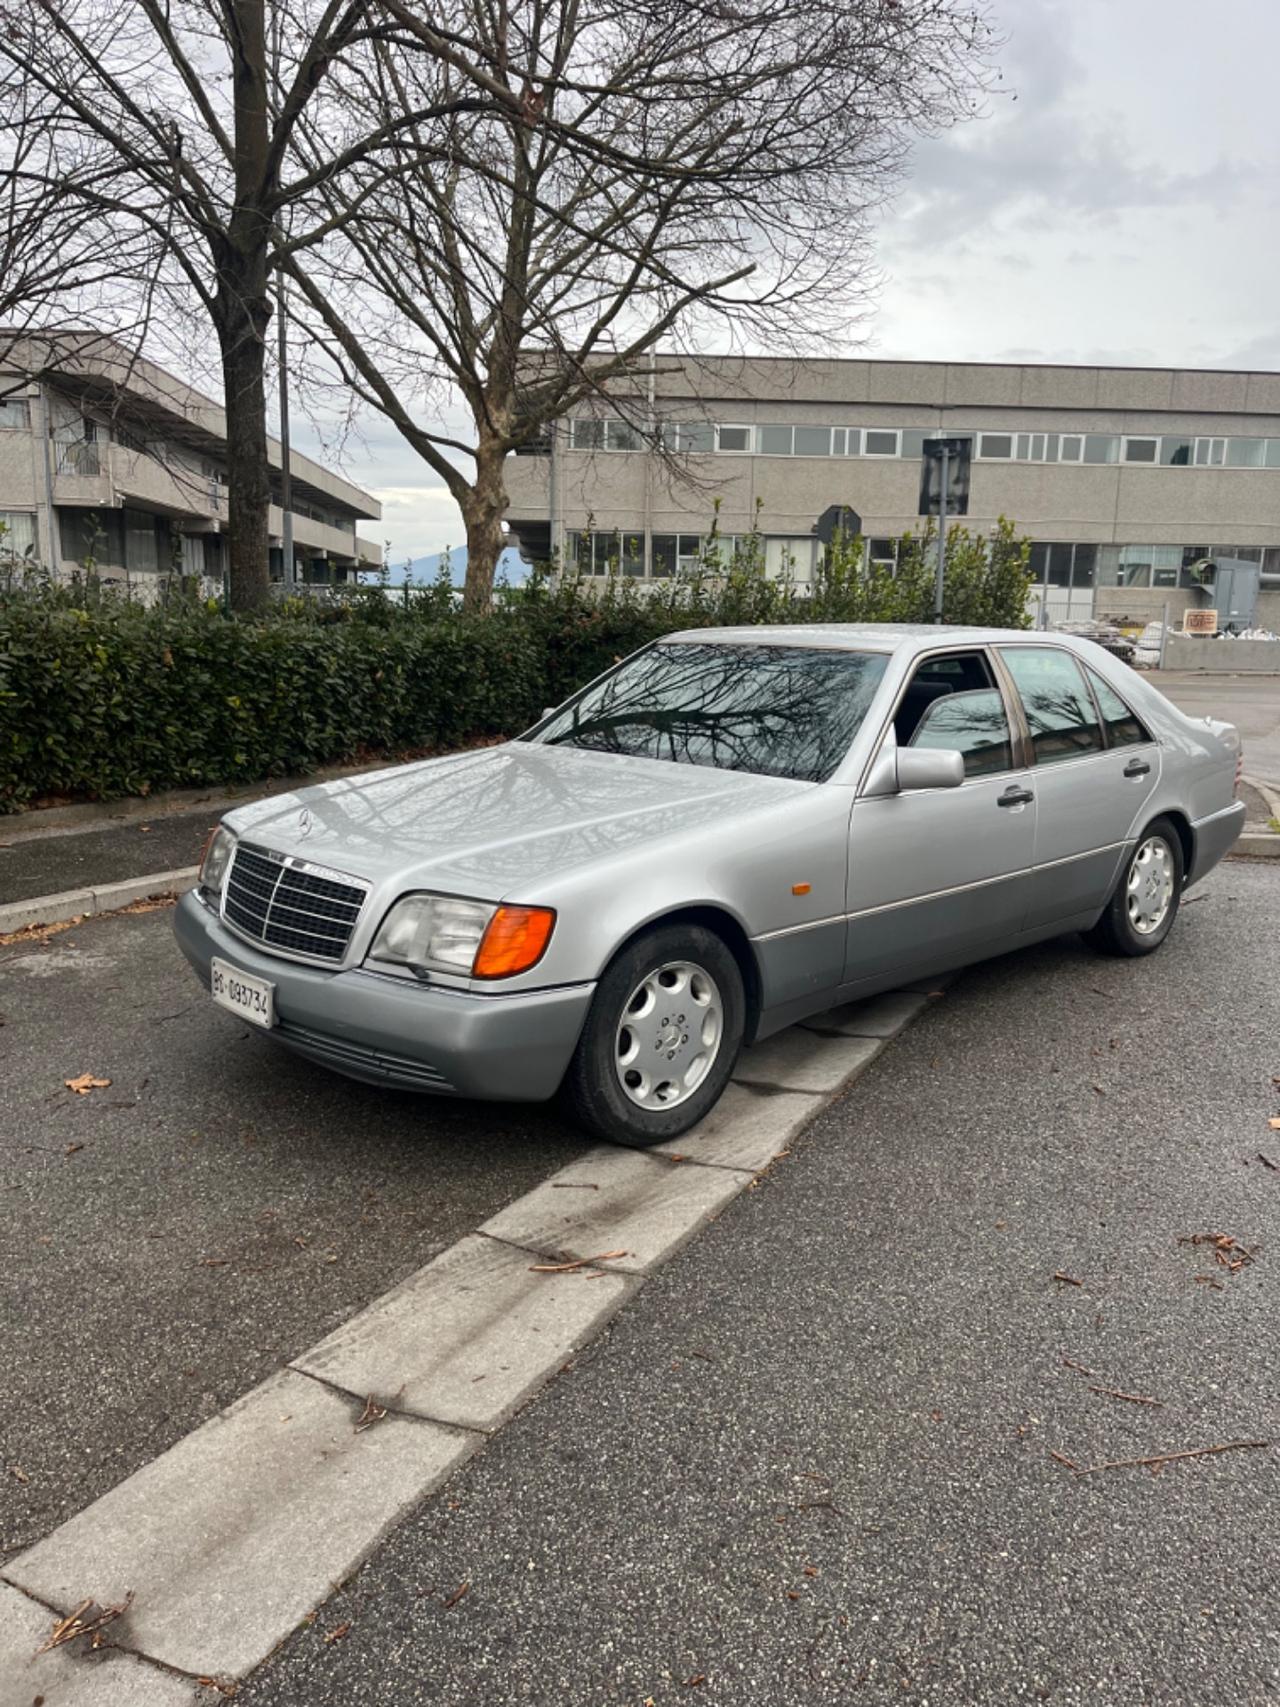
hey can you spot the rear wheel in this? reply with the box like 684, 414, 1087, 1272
562, 923, 745, 1145
1083, 816, 1184, 957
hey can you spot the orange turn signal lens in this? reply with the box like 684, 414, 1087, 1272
472, 905, 556, 979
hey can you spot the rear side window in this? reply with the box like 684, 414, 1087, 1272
1000, 647, 1104, 766
909, 688, 1014, 778
1086, 666, 1152, 747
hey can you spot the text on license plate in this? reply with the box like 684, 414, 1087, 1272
211, 957, 275, 1028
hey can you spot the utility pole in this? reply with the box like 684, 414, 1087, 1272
920, 436, 971, 624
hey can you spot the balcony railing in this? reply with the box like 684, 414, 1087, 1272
54, 439, 102, 477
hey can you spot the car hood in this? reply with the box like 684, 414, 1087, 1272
225, 741, 810, 900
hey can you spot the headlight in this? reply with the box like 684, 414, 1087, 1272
199, 825, 237, 896
368, 894, 555, 978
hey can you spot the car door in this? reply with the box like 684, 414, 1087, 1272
996, 644, 1160, 930
842, 648, 1038, 986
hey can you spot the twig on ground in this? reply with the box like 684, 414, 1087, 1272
354, 1396, 388, 1434
1048, 1450, 1080, 1471
1088, 1385, 1162, 1407
529, 1250, 626, 1273
443, 1581, 471, 1609
36, 1592, 133, 1654
1053, 1271, 1084, 1287
1062, 1357, 1095, 1376
1056, 1440, 1269, 1477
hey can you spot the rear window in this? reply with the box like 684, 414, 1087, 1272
529, 641, 889, 782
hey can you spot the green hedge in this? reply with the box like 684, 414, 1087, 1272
0, 520, 1032, 811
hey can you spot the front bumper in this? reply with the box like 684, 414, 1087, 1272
174, 890, 594, 1101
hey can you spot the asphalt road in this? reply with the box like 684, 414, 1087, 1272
0, 904, 590, 1551
230, 860, 1280, 1707
1151, 670, 1280, 784
0, 807, 217, 905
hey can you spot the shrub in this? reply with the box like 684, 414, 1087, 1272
0, 521, 1032, 812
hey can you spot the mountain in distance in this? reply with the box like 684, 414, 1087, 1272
361, 544, 530, 588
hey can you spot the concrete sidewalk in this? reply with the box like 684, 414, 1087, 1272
230, 862, 1280, 1707
0, 807, 216, 905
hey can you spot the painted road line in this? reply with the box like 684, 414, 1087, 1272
0, 869, 198, 936
292, 1233, 635, 1434
5, 1369, 476, 1686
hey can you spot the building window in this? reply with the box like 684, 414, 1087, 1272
673, 421, 714, 454
978, 433, 1013, 459
1059, 435, 1083, 462
1225, 437, 1266, 468
899, 429, 929, 458
0, 398, 30, 430
866, 537, 898, 568
863, 430, 899, 457
758, 425, 793, 455
605, 419, 642, 452
844, 429, 862, 456
1083, 434, 1120, 464
0, 510, 37, 557
716, 425, 752, 452
1194, 437, 1225, 467
569, 418, 604, 450
1122, 437, 1159, 464
793, 426, 832, 457
1161, 437, 1192, 466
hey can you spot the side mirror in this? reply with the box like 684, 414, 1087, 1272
863, 744, 964, 796
897, 747, 965, 791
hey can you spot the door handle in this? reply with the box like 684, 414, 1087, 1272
998, 785, 1034, 808
1123, 757, 1152, 778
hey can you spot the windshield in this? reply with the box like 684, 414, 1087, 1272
528, 641, 889, 783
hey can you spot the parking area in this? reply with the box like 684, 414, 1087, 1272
0, 905, 590, 1549
236, 858, 1280, 1706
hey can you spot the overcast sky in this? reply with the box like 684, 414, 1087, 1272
301, 0, 1279, 562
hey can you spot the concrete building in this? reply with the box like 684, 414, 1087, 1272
0, 332, 380, 592
504, 355, 1280, 628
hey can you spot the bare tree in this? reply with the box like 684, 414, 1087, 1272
280, 0, 997, 609
0, 0, 507, 607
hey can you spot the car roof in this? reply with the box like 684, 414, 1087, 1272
662, 623, 1066, 655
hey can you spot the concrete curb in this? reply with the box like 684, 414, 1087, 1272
0, 868, 199, 935
1230, 832, 1280, 860
0, 985, 939, 1696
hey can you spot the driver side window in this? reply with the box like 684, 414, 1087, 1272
896, 652, 1015, 779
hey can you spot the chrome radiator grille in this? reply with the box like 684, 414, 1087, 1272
222, 842, 368, 963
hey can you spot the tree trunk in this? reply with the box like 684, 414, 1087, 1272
219, 284, 273, 612
221, 0, 273, 614
460, 444, 509, 614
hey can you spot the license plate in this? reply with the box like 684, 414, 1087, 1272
211, 957, 275, 1029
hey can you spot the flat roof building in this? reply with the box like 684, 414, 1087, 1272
504, 355, 1280, 629
0, 332, 381, 592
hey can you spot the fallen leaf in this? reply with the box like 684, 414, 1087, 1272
1270, 1119, 1280, 1131
64, 1074, 111, 1096
323, 1621, 351, 1644
7, 1464, 29, 1483
443, 1581, 470, 1610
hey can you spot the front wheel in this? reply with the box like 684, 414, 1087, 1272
561, 923, 745, 1145
1083, 817, 1184, 957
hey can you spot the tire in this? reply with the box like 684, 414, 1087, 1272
1083, 815, 1184, 957
561, 922, 746, 1145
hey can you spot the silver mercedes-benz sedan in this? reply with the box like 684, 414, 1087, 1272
175, 624, 1244, 1145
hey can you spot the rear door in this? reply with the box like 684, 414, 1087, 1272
843, 647, 1037, 983
996, 645, 1160, 930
